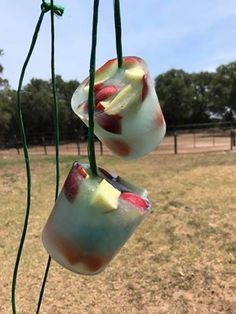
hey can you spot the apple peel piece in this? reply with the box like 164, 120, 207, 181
96, 112, 122, 134
63, 162, 88, 203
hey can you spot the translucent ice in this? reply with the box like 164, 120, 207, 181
71, 56, 166, 159
42, 162, 152, 275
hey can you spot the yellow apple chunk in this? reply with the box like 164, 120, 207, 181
91, 179, 121, 212
105, 84, 134, 114
125, 67, 144, 81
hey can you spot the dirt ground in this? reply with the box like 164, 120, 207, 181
0, 153, 236, 313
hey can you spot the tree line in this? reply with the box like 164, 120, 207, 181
0, 48, 235, 147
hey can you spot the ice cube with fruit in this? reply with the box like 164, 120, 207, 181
42, 162, 152, 275
71, 56, 166, 159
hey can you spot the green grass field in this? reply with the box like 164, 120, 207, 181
1, 153, 236, 313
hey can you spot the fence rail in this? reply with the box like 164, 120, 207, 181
1, 123, 236, 156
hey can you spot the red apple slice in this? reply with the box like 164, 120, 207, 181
63, 163, 87, 202
142, 74, 148, 101
95, 102, 105, 112
96, 112, 122, 134
120, 192, 149, 210
93, 82, 104, 93
95, 85, 119, 105
102, 138, 130, 157
123, 56, 143, 67
84, 82, 104, 94
154, 105, 165, 128
82, 255, 103, 272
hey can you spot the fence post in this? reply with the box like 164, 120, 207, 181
233, 129, 236, 147
99, 140, 103, 156
193, 130, 196, 148
174, 132, 178, 154
212, 128, 215, 147
41, 136, 47, 155
76, 140, 80, 156
230, 129, 234, 150
14, 134, 20, 155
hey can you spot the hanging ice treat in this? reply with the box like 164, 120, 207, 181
42, 162, 152, 275
71, 56, 166, 159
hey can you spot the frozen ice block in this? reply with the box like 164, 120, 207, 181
42, 162, 152, 275
71, 56, 166, 159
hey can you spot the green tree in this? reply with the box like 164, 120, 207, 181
155, 69, 194, 126
19, 76, 86, 141
189, 71, 213, 123
54, 75, 85, 137
0, 49, 14, 146
20, 78, 53, 137
210, 62, 236, 121
0, 49, 9, 89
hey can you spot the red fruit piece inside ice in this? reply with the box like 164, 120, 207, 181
95, 85, 119, 105
78, 165, 87, 178
63, 162, 86, 202
95, 102, 105, 112
123, 56, 143, 67
84, 81, 104, 93
81, 99, 105, 115
52, 232, 104, 272
83, 255, 103, 272
120, 192, 149, 210
54, 233, 82, 265
96, 112, 122, 134
154, 105, 165, 128
103, 138, 130, 157
142, 74, 148, 101
93, 82, 104, 93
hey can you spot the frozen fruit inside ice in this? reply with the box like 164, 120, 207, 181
78, 165, 88, 178
104, 84, 134, 115
91, 179, 121, 212
142, 74, 148, 101
120, 192, 149, 210
70, 55, 166, 159
95, 112, 122, 134
63, 163, 87, 202
123, 56, 143, 67
103, 138, 130, 157
95, 102, 105, 112
84, 82, 104, 93
125, 67, 144, 81
95, 85, 119, 105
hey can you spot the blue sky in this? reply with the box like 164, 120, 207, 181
1, 0, 236, 89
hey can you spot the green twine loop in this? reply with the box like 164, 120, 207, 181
36, 0, 61, 312
87, 0, 123, 174
41, 1, 64, 16
11, 10, 45, 314
11, 0, 62, 313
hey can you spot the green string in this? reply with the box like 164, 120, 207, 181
11, 2, 63, 313
36, 0, 61, 312
114, 0, 123, 68
87, 0, 100, 175
11, 10, 45, 314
